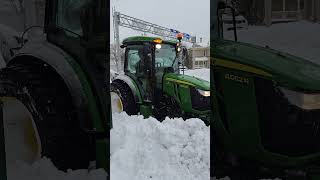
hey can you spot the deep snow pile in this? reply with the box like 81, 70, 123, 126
224, 21, 320, 64
110, 112, 210, 180
183, 68, 210, 82
6, 158, 107, 180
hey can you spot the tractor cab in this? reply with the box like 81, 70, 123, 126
121, 36, 181, 105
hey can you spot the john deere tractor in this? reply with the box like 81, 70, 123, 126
0, 0, 109, 179
111, 36, 210, 123
211, 0, 320, 179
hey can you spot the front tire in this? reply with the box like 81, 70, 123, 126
110, 81, 138, 115
0, 62, 93, 171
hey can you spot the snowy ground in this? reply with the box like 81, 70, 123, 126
224, 21, 320, 64
7, 158, 107, 180
183, 68, 210, 82
110, 112, 210, 180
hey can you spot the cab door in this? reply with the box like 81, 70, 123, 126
44, 0, 109, 169
124, 43, 155, 117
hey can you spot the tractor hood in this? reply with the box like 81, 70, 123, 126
164, 73, 210, 90
212, 40, 320, 92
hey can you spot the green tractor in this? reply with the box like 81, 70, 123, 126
111, 36, 210, 124
211, 1, 320, 179
0, 0, 109, 179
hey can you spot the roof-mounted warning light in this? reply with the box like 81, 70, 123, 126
153, 38, 163, 44
176, 33, 183, 42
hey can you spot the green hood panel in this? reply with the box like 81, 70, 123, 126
212, 40, 320, 91
164, 73, 210, 90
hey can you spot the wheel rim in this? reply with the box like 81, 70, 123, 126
111, 92, 123, 113
2, 98, 42, 167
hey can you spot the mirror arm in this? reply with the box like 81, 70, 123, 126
217, 1, 238, 42
231, 7, 238, 42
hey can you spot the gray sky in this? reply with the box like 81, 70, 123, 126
110, 0, 210, 45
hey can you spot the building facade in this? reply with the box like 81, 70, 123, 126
186, 47, 210, 69
237, 0, 320, 25
304, 0, 320, 22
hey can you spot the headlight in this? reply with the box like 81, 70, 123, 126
155, 44, 162, 49
280, 87, 320, 110
191, 88, 210, 111
197, 89, 210, 97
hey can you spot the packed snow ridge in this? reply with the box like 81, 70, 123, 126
110, 112, 210, 180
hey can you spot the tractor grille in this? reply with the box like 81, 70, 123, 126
190, 87, 210, 111
255, 78, 320, 157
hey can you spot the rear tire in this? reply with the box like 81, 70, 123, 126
110, 81, 138, 115
0, 62, 93, 171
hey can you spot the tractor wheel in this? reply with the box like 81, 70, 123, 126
110, 81, 138, 115
0, 62, 93, 171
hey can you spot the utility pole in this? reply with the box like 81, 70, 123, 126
112, 8, 121, 72
264, 0, 272, 26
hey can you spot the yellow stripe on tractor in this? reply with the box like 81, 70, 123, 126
212, 58, 273, 77
166, 78, 196, 87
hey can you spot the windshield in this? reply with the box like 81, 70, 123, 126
155, 43, 177, 68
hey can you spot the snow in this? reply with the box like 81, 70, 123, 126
110, 112, 210, 180
7, 158, 107, 180
184, 68, 210, 82
224, 21, 320, 64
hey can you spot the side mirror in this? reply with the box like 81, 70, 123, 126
217, 1, 238, 42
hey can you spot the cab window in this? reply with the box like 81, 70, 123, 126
125, 45, 145, 75
56, 0, 91, 37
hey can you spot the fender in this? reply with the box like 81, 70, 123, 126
113, 74, 142, 103
7, 40, 103, 132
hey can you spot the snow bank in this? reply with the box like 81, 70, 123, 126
184, 68, 210, 82
7, 158, 107, 180
110, 112, 210, 180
